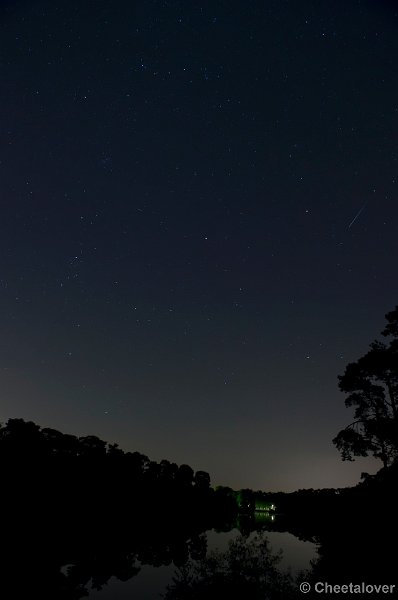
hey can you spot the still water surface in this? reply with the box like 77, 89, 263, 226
88, 528, 317, 599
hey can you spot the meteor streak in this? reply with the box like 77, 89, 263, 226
348, 201, 368, 229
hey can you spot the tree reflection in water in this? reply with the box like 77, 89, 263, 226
163, 532, 297, 600
1, 419, 396, 599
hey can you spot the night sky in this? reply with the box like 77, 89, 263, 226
1, 0, 398, 492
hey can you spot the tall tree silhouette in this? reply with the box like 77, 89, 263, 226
333, 305, 398, 467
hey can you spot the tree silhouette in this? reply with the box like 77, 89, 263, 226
333, 305, 398, 467
162, 531, 295, 600
0, 417, 240, 599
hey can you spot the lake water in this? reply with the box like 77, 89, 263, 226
87, 528, 318, 599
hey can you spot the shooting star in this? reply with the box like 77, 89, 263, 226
348, 201, 368, 229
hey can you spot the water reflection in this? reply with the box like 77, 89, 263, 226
87, 522, 317, 599
163, 531, 296, 600
85, 502, 397, 599
1, 420, 395, 598
3, 500, 395, 599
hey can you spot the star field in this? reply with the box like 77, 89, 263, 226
1, 0, 398, 491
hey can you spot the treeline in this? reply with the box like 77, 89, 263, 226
0, 418, 237, 528
248, 463, 398, 547
0, 418, 238, 598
